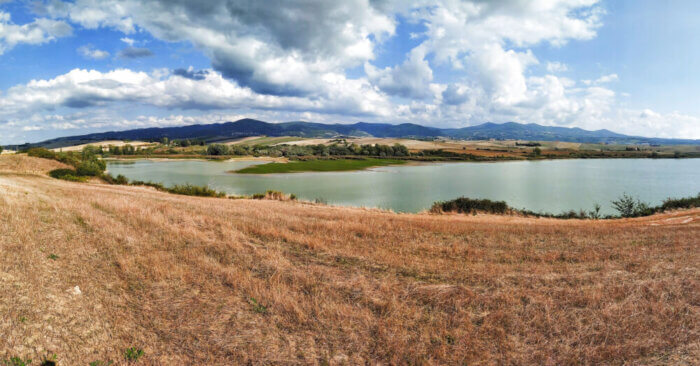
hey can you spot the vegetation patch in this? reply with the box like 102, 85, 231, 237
48, 168, 88, 182
431, 197, 509, 215
2, 357, 32, 366
124, 347, 144, 362
32, 147, 107, 182
235, 158, 405, 174
249, 190, 296, 201
166, 184, 226, 198
660, 193, 700, 211
433, 193, 700, 219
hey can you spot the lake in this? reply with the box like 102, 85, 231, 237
107, 158, 700, 215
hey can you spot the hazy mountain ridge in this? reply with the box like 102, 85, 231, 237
12, 119, 699, 149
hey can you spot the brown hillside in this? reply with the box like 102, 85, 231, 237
0, 156, 698, 364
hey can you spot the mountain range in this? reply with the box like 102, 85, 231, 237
11, 119, 699, 149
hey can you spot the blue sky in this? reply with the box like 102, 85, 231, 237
1, 0, 698, 144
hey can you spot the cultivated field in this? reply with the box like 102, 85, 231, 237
225, 136, 306, 146
0, 155, 698, 364
50, 140, 153, 152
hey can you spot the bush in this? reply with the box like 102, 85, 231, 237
432, 197, 509, 214
166, 184, 226, 197
660, 193, 700, 211
49, 169, 87, 182
27, 147, 58, 160
206, 144, 230, 156
611, 193, 653, 218
102, 173, 129, 185
130, 181, 165, 190
76, 159, 106, 176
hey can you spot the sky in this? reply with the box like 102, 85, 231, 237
1, 0, 699, 145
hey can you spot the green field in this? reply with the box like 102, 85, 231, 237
234, 158, 406, 174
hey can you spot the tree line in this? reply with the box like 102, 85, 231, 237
206, 142, 410, 157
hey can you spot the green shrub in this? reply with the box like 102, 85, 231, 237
102, 173, 129, 185
27, 147, 58, 160
432, 197, 509, 214
48, 169, 88, 182
76, 159, 106, 176
130, 181, 165, 190
611, 193, 653, 218
206, 144, 230, 156
660, 193, 700, 211
166, 184, 226, 197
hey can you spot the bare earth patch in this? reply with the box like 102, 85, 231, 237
0, 155, 698, 364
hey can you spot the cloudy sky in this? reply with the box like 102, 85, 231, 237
1, 0, 699, 144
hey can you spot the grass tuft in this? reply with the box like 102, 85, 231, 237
124, 348, 144, 362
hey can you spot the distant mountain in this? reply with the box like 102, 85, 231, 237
11, 119, 699, 149
444, 122, 630, 142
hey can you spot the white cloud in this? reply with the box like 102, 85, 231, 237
38, 0, 395, 96
77, 44, 109, 59
0, 11, 72, 54
583, 73, 619, 85
546, 62, 568, 73
595, 73, 619, 84
364, 46, 435, 100
0, 67, 394, 127
2, 0, 698, 142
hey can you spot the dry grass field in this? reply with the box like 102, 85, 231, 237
0, 155, 698, 364
50, 140, 152, 152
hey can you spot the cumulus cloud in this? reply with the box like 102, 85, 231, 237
365, 47, 435, 100
0, 10, 72, 54
0, 68, 394, 125
2, 0, 698, 142
36, 0, 394, 96
77, 44, 109, 59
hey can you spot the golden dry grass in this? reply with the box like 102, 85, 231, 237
0, 155, 698, 364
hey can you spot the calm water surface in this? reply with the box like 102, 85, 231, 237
107, 158, 700, 215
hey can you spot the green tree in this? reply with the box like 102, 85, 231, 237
611, 193, 652, 218
76, 159, 106, 176
206, 144, 230, 156
122, 144, 136, 155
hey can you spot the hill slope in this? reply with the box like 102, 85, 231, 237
14, 119, 700, 149
1, 155, 698, 364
